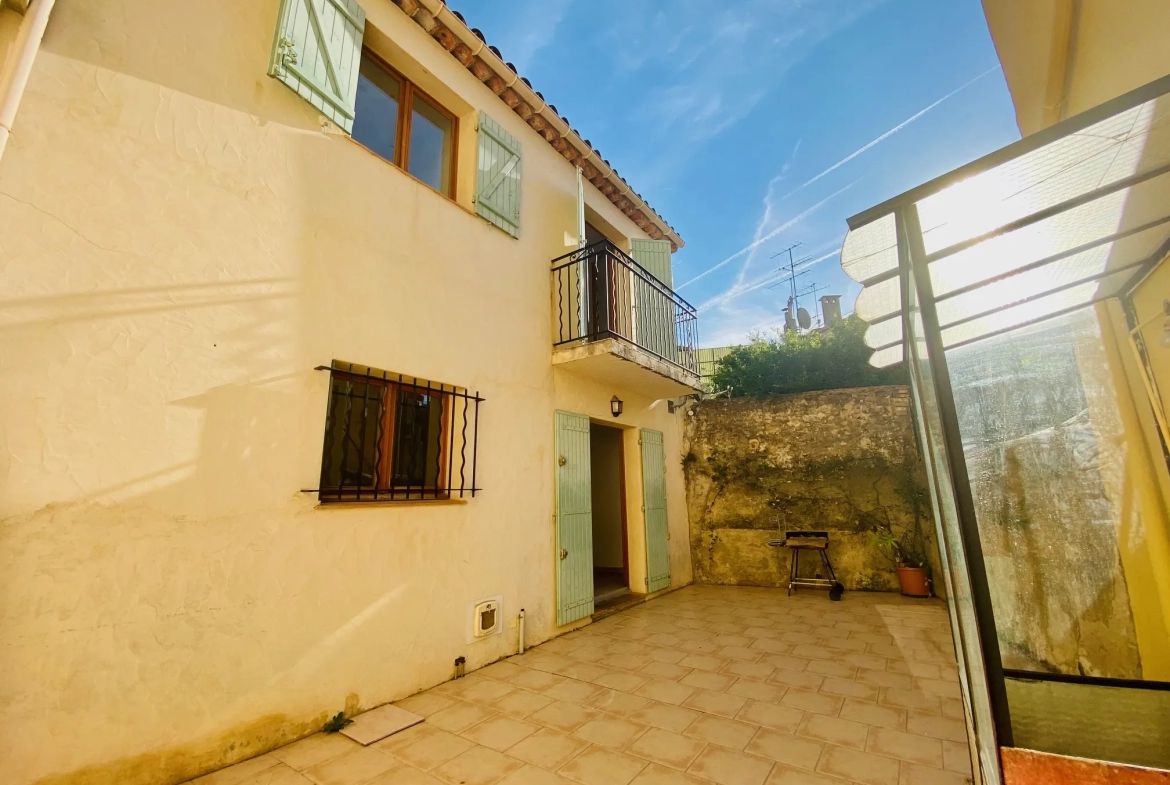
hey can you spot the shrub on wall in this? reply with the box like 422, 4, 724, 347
710, 315, 907, 397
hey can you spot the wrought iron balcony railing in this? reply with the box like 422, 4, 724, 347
551, 240, 700, 375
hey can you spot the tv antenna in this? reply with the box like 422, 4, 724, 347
798, 281, 830, 327
766, 244, 812, 301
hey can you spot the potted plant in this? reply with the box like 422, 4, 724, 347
868, 526, 932, 597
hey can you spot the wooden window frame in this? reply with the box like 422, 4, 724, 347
326, 370, 453, 501
355, 48, 460, 198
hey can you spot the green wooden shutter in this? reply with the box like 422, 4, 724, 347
631, 239, 673, 288
555, 412, 595, 625
631, 239, 677, 362
476, 112, 522, 238
640, 429, 671, 594
268, 0, 366, 133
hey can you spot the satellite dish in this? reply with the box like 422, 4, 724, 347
797, 307, 812, 330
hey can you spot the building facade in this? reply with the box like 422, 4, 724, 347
0, 2, 703, 783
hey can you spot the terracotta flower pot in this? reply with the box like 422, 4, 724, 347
896, 565, 931, 597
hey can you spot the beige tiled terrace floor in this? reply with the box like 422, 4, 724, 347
192, 585, 973, 785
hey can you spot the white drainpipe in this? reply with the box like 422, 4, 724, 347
0, 0, 55, 163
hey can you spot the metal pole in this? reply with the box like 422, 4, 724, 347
900, 205, 1014, 755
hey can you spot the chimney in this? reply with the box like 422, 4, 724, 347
821, 295, 842, 326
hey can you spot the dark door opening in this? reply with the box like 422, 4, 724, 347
589, 422, 628, 602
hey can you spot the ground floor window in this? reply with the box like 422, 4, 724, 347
316, 362, 483, 502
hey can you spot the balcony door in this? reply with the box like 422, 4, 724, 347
582, 223, 614, 339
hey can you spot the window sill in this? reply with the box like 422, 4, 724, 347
313, 497, 471, 510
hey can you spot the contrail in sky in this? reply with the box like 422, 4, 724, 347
677, 181, 855, 290
697, 248, 842, 314
785, 65, 1002, 197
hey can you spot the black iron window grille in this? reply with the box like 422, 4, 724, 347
310, 362, 483, 502
551, 240, 700, 375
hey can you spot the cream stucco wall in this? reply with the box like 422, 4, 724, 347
0, 2, 693, 784
983, 0, 1170, 136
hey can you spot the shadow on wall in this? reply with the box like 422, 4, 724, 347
682, 386, 945, 594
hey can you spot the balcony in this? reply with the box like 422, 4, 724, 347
551, 240, 702, 398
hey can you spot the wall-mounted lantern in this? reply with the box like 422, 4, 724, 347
610, 396, 623, 418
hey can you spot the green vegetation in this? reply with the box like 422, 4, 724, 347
322, 712, 353, 733
710, 315, 907, 397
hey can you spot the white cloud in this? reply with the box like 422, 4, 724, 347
678, 179, 854, 290
786, 65, 1001, 198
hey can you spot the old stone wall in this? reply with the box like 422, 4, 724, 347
684, 386, 944, 594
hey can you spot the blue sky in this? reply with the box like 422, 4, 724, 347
472, 0, 1022, 346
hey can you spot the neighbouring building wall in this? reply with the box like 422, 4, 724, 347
0, 2, 692, 784
683, 387, 945, 594
983, 0, 1170, 136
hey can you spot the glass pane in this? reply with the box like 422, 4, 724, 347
391, 387, 446, 490
320, 376, 384, 492
917, 96, 1170, 254
1006, 677, 1170, 769
409, 92, 454, 194
352, 56, 401, 164
946, 308, 1165, 683
906, 264, 1003, 782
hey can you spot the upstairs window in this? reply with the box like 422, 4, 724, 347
352, 51, 457, 197
317, 362, 483, 502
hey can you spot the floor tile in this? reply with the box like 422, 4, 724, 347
744, 729, 823, 770
683, 715, 757, 751
677, 654, 728, 673
544, 681, 606, 706
458, 681, 519, 705
480, 662, 530, 683
722, 662, 774, 682
764, 763, 851, 785
462, 716, 540, 752
433, 746, 523, 785
378, 726, 474, 771
428, 703, 499, 734
734, 701, 804, 734
879, 689, 939, 713
507, 727, 590, 771
766, 669, 824, 691
865, 727, 943, 767
303, 746, 398, 785
727, 680, 787, 705
906, 714, 967, 743
817, 745, 900, 785
681, 688, 747, 718
573, 717, 648, 750
824, 676, 880, 701
529, 701, 600, 733
482, 689, 556, 719
397, 694, 459, 718
640, 662, 691, 681
628, 762, 710, 785
508, 670, 568, 692
898, 762, 972, 785
586, 689, 651, 717
838, 701, 905, 731
941, 741, 973, 775
496, 764, 577, 785
686, 745, 773, 785
679, 671, 736, 692
189, 754, 282, 785
343, 704, 426, 746
240, 764, 317, 785
635, 680, 696, 706
272, 734, 360, 772
628, 728, 707, 770
629, 702, 702, 734
558, 746, 648, 785
778, 689, 842, 717
593, 671, 652, 694
364, 765, 448, 785
796, 714, 869, 750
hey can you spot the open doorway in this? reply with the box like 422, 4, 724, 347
589, 422, 628, 603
